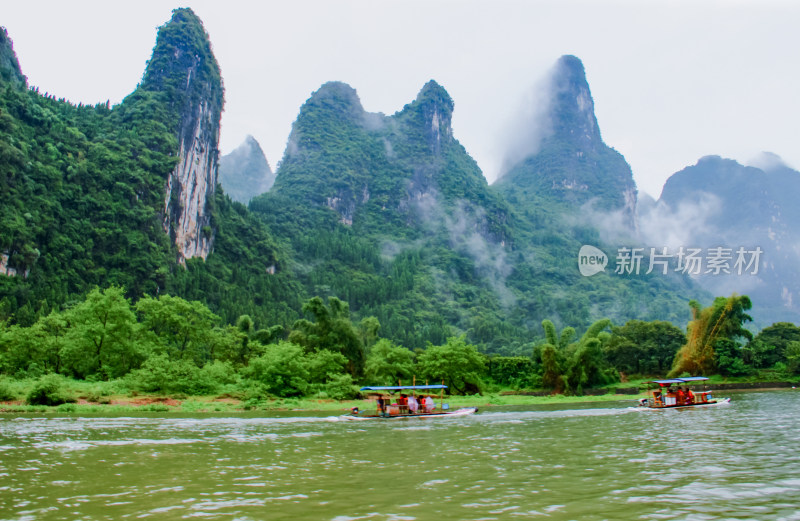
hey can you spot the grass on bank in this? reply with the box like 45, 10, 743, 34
0, 374, 646, 414
2, 372, 797, 415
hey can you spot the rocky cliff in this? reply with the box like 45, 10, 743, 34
140, 8, 224, 264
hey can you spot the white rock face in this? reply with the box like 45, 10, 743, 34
0, 251, 29, 278
163, 99, 219, 264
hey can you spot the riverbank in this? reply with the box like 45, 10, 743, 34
0, 391, 641, 415
2, 380, 796, 415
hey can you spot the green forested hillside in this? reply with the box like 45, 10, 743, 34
251, 80, 524, 351
0, 9, 299, 329
251, 65, 698, 354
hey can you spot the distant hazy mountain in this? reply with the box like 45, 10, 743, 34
642, 154, 800, 325
494, 55, 637, 226
218, 136, 275, 204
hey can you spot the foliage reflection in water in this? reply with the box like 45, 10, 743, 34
1, 391, 799, 520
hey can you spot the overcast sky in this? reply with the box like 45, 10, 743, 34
3, 0, 798, 198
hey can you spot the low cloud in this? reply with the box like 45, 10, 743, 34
637, 192, 722, 250
412, 191, 516, 306
496, 75, 554, 179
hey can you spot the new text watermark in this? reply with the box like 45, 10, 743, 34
578, 245, 763, 277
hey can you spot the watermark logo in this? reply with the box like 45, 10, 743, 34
578, 245, 764, 277
578, 245, 608, 277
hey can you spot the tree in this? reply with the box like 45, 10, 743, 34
540, 344, 564, 392
605, 320, 686, 375
536, 319, 575, 392
60, 286, 138, 379
542, 319, 575, 351
416, 335, 485, 395
289, 297, 366, 377
244, 341, 310, 397
714, 338, 753, 377
364, 338, 415, 385
748, 322, 800, 368
0, 323, 50, 377
135, 294, 220, 365
670, 295, 753, 377
535, 318, 615, 394
306, 349, 348, 384
785, 341, 800, 374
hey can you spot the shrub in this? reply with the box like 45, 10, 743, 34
200, 360, 239, 386
27, 374, 76, 406
324, 374, 359, 400
0, 378, 17, 401
127, 355, 218, 395
244, 342, 309, 397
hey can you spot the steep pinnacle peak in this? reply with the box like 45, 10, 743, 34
141, 8, 222, 103
554, 54, 586, 80
397, 79, 454, 154
0, 27, 27, 88
239, 134, 266, 152
416, 79, 453, 109
547, 54, 601, 147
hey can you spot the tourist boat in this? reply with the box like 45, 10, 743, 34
637, 376, 731, 409
341, 384, 478, 420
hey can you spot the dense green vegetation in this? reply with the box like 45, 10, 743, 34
0, 9, 300, 332
2, 288, 798, 408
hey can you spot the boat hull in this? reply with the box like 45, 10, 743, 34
341, 407, 478, 420
638, 397, 731, 409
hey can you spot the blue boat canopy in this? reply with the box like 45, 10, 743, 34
650, 377, 709, 385
360, 385, 448, 391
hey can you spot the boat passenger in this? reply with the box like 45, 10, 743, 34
398, 394, 409, 414
408, 395, 419, 414
685, 388, 694, 405
376, 396, 386, 415
424, 395, 435, 413
676, 388, 684, 405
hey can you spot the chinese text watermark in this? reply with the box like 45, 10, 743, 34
578, 245, 763, 277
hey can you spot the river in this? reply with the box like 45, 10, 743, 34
1, 390, 799, 520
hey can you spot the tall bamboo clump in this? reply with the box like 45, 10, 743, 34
669, 297, 736, 377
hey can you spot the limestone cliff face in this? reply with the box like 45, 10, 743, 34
163, 97, 219, 262
140, 8, 224, 264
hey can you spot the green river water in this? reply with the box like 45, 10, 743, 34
1, 390, 799, 520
